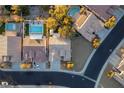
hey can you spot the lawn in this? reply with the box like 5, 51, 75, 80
43, 24, 46, 36
0, 23, 5, 34
24, 24, 29, 36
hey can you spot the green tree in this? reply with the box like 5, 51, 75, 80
20, 6, 30, 16
47, 5, 75, 38
63, 16, 73, 25
54, 5, 68, 20
46, 17, 58, 29
49, 8, 54, 17
58, 25, 72, 38
5, 5, 11, 11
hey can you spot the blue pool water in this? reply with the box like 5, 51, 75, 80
5, 23, 16, 31
68, 6, 80, 17
29, 24, 44, 33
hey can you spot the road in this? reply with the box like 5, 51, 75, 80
0, 71, 95, 88
84, 15, 124, 80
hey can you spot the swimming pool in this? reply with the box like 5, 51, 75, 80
29, 23, 44, 33
5, 23, 16, 31
68, 6, 80, 17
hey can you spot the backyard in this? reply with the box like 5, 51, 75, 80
0, 23, 5, 34
24, 24, 29, 36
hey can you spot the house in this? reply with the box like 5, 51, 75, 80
23, 36, 47, 63
107, 41, 124, 87
23, 20, 47, 63
49, 36, 71, 62
0, 36, 21, 63
74, 11, 103, 42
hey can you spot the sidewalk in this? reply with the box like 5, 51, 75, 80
0, 62, 47, 72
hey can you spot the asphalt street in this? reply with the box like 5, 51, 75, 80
0, 71, 95, 88
84, 15, 124, 80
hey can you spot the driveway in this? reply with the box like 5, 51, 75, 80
99, 63, 123, 88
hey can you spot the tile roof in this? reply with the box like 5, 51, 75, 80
87, 5, 113, 20
23, 46, 47, 63
0, 36, 21, 62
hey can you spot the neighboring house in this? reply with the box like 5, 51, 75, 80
68, 6, 104, 42
0, 36, 21, 63
75, 12, 103, 42
106, 41, 124, 87
49, 36, 71, 62
113, 54, 124, 87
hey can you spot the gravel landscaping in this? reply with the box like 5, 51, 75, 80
71, 36, 93, 71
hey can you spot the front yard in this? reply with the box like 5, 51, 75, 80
71, 36, 93, 71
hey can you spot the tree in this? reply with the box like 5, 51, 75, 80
80, 7, 87, 15
48, 5, 68, 20
20, 6, 30, 16
92, 37, 101, 48
47, 5, 75, 38
5, 5, 11, 11
58, 27, 66, 38
46, 17, 58, 29
63, 16, 73, 25
11, 5, 21, 15
104, 16, 116, 29
54, 5, 68, 20
49, 8, 54, 17
0, 16, 4, 24
58, 25, 72, 38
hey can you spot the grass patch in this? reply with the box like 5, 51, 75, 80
24, 24, 29, 36
43, 24, 47, 36
0, 23, 5, 34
